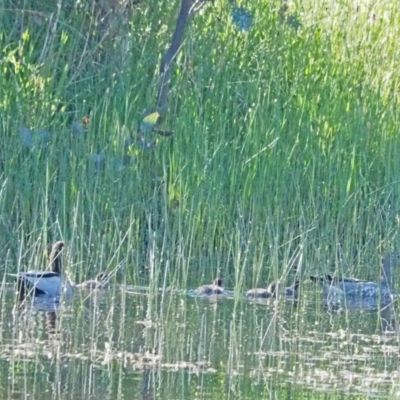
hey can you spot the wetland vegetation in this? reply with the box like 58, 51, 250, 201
1, 0, 400, 398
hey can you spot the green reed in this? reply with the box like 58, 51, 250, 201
0, 0, 399, 297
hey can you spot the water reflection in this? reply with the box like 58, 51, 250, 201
14, 294, 66, 343
379, 301, 397, 333
0, 284, 399, 398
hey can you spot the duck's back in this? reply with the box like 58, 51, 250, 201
337, 280, 392, 300
23, 270, 59, 279
76, 279, 107, 289
246, 288, 272, 298
16, 270, 63, 297
322, 280, 393, 308
197, 284, 224, 295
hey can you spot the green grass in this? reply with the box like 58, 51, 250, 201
1, 0, 400, 293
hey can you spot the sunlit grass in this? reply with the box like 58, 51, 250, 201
2, 0, 400, 289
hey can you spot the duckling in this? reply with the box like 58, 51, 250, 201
197, 278, 224, 295
11, 241, 72, 299
246, 280, 300, 299
284, 280, 300, 298
76, 272, 110, 289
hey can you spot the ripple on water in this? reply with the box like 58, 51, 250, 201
0, 283, 399, 398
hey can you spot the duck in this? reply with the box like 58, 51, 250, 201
310, 252, 400, 306
11, 241, 73, 299
76, 272, 110, 289
246, 280, 300, 299
309, 274, 369, 285
197, 278, 224, 295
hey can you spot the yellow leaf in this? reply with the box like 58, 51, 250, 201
142, 111, 160, 126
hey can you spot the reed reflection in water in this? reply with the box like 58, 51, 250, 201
0, 283, 399, 399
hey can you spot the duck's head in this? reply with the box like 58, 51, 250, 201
267, 281, 280, 294
96, 272, 110, 285
292, 280, 300, 290
213, 278, 223, 287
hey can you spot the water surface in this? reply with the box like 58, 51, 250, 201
0, 284, 399, 399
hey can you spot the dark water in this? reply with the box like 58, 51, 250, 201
0, 283, 399, 399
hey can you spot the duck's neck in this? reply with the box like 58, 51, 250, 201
382, 257, 394, 290
268, 281, 279, 294
292, 281, 300, 290
49, 248, 62, 274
